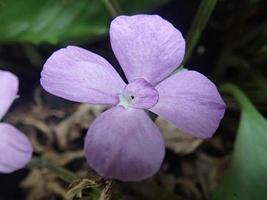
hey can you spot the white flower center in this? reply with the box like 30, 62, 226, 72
118, 94, 134, 109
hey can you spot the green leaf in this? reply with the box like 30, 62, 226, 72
214, 84, 267, 200
0, 0, 170, 44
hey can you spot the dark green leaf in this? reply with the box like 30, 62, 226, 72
0, 0, 170, 44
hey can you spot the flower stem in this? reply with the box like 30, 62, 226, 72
28, 157, 118, 199
183, 0, 218, 65
103, 0, 121, 18
111, 0, 122, 15
28, 156, 79, 183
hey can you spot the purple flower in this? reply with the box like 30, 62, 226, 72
40, 15, 225, 181
0, 70, 33, 173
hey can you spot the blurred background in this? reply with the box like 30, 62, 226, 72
0, 0, 267, 199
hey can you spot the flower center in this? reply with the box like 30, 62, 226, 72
118, 78, 159, 109
118, 93, 134, 109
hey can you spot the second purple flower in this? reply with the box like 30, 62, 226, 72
40, 15, 225, 181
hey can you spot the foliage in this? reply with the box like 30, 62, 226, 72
214, 84, 267, 200
0, 0, 170, 44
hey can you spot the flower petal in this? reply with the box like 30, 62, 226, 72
84, 106, 165, 181
41, 46, 126, 105
110, 15, 185, 85
150, 71, 225, 138
123, 78, 159, 109
0, 123, 33, 173
0, 70, 18, 120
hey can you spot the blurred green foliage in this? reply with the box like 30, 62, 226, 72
214, 84, 267, 200
211, 0, 267, 104
0, 0, 170, 44
184, 0, 217, 64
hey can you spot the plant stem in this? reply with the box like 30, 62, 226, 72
28, 157, 110, 199
111, 0, 122, 14
28, 157, 79, 183
22, 44, 42, 68
103, 0, 121, 18
183, 0, 218, 65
